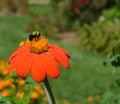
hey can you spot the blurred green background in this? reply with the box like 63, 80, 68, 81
0, 0, 120, 104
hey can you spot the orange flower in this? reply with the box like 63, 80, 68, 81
16, 91, 24, 99
2, 89, 9, 97
0, 61, 5, 70
10, 84, 16, 89
18, 79, 25, 86
24, 87, 29, 91
8, 31, 70, 82
2, 69, 8, 75
31, 91, 39, 99
88, 96, 94, 102
0, 80, 4, 90
4, 78, 14, 87
34, 84, 41, 91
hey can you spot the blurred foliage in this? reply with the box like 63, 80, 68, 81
104, 39, 120, 68
99, 91, 120, 104
102, 7, 120, 21
77, 18, 120, 55
50, 0, 120, 30
102, 38, 120, 104
76, 5, 120, 55
0, 0, 28, 15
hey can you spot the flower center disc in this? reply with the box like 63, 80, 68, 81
29, 36, 48, 54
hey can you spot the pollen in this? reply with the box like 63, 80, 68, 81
29, 36, 48, 54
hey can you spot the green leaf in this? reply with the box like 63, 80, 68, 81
100, 91, 114, 104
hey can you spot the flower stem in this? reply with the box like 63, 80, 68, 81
43, 77, 56, 104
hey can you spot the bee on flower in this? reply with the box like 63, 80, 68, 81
8, 31, 70, 82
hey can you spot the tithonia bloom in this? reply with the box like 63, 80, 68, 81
8, 31, 70, 82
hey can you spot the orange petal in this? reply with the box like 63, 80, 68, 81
8, 50, 30, 73
16, 52, 33, 78
49, 48, 70, 69
48, 44, 70, 58
9, 53, 25, 72
31, 54, 46, 82
8, 45, 29, 64
43, 53, 60, 79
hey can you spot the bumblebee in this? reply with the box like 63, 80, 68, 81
29, 31, 41, 41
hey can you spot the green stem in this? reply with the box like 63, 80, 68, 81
43, 77, 56, 104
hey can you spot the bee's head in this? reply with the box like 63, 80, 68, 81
29, 31, 41, 41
